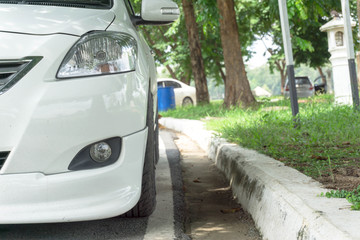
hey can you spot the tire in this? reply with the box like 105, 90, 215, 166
315, 88, 325, 95
182, 97, 193, 106
123, 91, 157, 217
155, 107, 159, 165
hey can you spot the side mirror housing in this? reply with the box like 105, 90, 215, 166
135, 0, 180, 25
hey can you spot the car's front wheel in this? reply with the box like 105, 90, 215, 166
123, 91, 157, 217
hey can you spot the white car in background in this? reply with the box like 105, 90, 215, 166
157, 78, 196, 106
0, 0, 179, 223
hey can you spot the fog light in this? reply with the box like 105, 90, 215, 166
90, 142, 112, 163
69, 137, 121, 171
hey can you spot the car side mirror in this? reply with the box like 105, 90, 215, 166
135, 0, 180, 25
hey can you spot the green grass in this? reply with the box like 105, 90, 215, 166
161, 95, 360, 180
163, 94, 360, 209
160, 100, 227, 120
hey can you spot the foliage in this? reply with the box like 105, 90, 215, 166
292, 17, 330, 68
136, 0, 355, 105
252, 0, 343, 84
320, 185, 360, 210
137, 0, 274, 87
207, 79, 225, 100
246, 64, 328, 96
196, 0, 224, 84
247, 65, 282, 95
186, 63, 326, 100
134, 0, 193, 83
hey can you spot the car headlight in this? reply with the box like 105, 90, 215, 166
57, 31, 137, 79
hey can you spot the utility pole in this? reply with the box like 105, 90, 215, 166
278, 0, 299, 123
341, 0, 360, 110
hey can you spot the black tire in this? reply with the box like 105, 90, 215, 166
155, 107, 159, 165
182, 97, 193, 106
123, 91, 157, 217
315, 88, 325, 95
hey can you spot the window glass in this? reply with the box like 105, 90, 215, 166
164, 81, 181, 88
157, 82, 164, 87
0, 0, 113, 8
295, 77, 311, 85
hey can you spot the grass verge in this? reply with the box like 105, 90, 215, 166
161, 95, 360, 193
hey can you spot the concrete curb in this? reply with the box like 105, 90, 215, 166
160, 117, 360, 240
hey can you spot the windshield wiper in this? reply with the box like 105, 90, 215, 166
0, 0, 111, 8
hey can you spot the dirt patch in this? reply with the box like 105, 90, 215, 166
173, 132, 262, 240
317, 167, 360, 191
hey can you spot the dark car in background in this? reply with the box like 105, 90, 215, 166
313, 76, 327, 94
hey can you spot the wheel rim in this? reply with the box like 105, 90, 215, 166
182, 97, 193, 106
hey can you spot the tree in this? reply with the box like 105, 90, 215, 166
195, 0, 226, 86
182, 0, 210, 105
357, 0, 360, 87
253, 0, 342, 91
132, 0, 192, 84
216, 0, 256, 108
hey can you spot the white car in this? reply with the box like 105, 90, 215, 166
157, 78, 196, 106
0, 0, 179, 223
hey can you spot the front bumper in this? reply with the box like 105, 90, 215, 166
0, 28, 150, 223
0, 128, 147, 224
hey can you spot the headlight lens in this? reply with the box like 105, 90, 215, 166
57, 31, 137, 79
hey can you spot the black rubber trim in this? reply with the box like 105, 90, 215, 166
160, 130, 191, 239
0, 151, 10, 170
131, 16, 174, 26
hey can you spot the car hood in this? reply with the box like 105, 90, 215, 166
0, 5, 114, 35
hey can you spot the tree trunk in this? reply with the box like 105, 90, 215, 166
216, 0, 256, 108
276, 59, 287, 94
280, 69, 287, 94
165, 65, 177, 80
182, 0, 210, 105
317, 67, 327, 84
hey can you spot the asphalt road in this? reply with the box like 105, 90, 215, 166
0, 130, 188, 240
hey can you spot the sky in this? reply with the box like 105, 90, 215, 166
246, 38, 272, 69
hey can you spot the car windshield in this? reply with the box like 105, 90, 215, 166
0, 0, 112, 9
165, 81, 181, 88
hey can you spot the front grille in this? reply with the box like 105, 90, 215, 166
0, 152, 10, 170
0, 56, 43, 95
